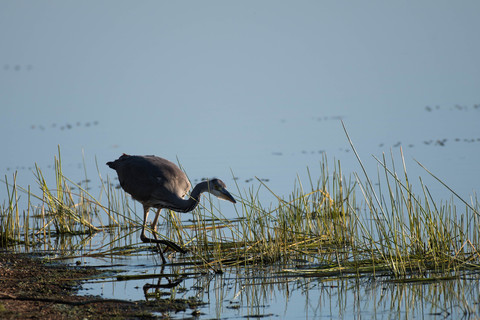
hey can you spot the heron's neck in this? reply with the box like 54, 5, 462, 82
175, 181, 210, 213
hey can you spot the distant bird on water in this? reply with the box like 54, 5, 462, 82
107, 154, 236, 263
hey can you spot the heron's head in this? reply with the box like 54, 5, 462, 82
208, 178, 236, 204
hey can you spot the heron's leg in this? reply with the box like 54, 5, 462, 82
151, 208, 167, 255
140, 206, 186, 263
139, 206, 167, 263
140, 206, 183, 264
140, 205, 151, 243
151, 208, 162, 236
151, 209, 187, 255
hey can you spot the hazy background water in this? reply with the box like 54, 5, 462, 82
2, 1, 480, 206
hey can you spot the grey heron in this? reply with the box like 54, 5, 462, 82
107, 154, 236, 263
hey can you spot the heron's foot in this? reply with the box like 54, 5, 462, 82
140, 235, 187, 254
162, 240, 188, 254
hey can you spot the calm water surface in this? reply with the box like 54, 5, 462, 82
71, 230, 479, 320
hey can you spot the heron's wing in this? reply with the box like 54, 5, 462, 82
144, 156, 191, 197
115, 155, 191, 205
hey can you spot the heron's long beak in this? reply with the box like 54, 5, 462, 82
219, 189, 236, 204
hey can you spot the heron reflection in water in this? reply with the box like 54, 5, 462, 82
107, 154, 236, 263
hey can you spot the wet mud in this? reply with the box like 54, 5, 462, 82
0, 253, 202, 319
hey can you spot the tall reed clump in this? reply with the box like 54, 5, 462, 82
0, 148, 138, 249
185, 145, 479, 277
1, 173, 22, 246
183, 156, 358, 267
274, 160, 356, 256
32, 157, 99, 235
351, 152, 480, 276
334, 123, 480, 277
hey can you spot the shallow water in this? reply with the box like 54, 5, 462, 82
2, 1, 480, 318
70, 241, 480, 319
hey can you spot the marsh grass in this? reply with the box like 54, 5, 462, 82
0, 148, 138, 249
1, 145, 479, 282
178, 148, 480, 280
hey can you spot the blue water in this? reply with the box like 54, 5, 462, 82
76, 248, 480, 319
2, 1, 480, 318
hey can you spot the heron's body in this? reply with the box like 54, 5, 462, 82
109, 155, 193, 210
107, 154, 236, 263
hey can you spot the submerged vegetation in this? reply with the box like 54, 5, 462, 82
1, 144, 479, 282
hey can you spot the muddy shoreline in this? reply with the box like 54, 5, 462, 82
0, 252, 202, 319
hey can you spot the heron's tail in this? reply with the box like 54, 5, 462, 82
107, 153, 130, 169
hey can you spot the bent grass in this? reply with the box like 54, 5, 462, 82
1, 146, 479, 282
